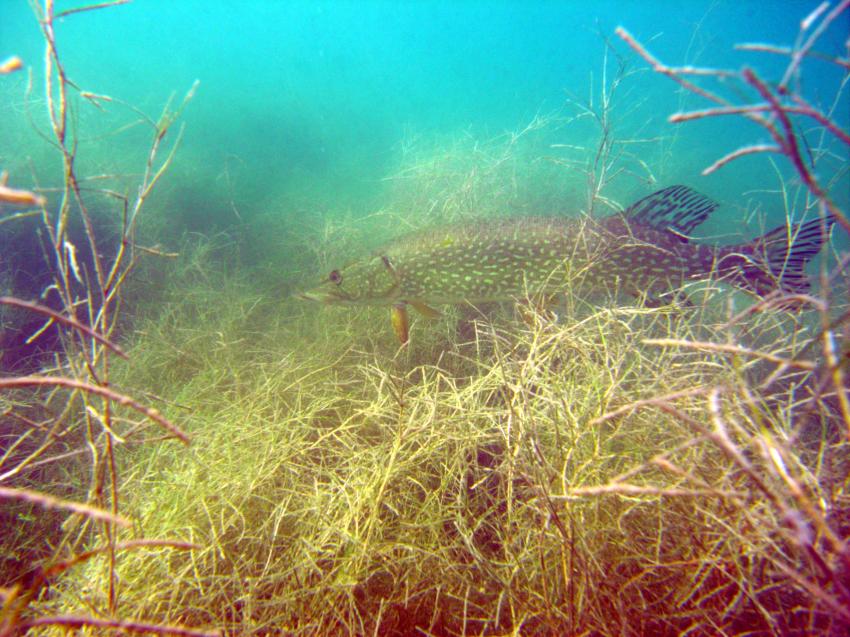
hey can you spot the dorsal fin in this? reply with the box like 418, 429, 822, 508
624, 185, 719, 238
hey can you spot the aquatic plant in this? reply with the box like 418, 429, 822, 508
1, 2, 208, 635
33, 255, 848, 635
616, 2, 849, 453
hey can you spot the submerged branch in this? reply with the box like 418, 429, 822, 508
54, 0, 130, 20
0, 296, 128, 359
18, 615, 220, 637
0, 486, 130, 526
642, 338, 816, 370
0, 376, 190, 443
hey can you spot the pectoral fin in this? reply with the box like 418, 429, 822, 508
409, 300, 441, 319
390, 303, 410, 344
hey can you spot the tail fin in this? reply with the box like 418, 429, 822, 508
722, 215, 834, 296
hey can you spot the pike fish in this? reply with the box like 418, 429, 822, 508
300, 186, 834, 343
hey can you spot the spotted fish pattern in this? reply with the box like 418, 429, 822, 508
300, 186, 834, 340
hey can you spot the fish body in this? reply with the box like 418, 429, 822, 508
378, 216, 708, 303
300, 186, 833, 341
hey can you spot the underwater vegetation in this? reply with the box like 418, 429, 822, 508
1, 2, 849, 637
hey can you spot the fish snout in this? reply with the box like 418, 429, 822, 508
295, 289, 345, 304
295, 290, 325, 303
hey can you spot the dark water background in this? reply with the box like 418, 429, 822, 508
1, 0, 848, 365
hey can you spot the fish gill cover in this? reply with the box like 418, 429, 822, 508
0, 1, 849, 636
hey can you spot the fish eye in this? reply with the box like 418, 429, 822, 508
328, 269, 342, 285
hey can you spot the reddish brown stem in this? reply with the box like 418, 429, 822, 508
0, 296, 127, 358
0, 486, 130, 526
19, 616, 220, 637
0, 376, 190, 444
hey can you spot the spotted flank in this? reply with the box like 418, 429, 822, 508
299, 186, 835, 342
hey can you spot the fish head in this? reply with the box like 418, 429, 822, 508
298, 254, 401, 306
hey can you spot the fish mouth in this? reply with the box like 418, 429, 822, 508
295, 290, 345, 304
296, 291, 327, 303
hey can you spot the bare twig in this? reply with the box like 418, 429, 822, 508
55, 0, 131, 19
19, 616, 220, 637
614, 27, 732, 105
0, 486, 130, 526
0, 296, 128, 359
643, 338, 816, 370
702, 144, 783, 175
1, 2, 199, 634
558, 484, 743, 499
590, 386, 719, 426
0, 376, 189, 443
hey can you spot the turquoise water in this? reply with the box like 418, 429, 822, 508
1, 0, 848, 364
